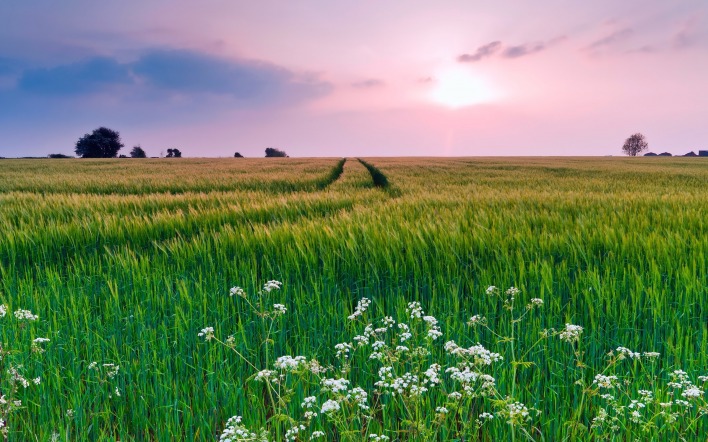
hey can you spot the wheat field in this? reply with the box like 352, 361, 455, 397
0, 157, 706, 440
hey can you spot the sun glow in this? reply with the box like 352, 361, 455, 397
428, 68, 499, 108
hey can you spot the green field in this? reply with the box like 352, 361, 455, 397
0, 157, 706, 441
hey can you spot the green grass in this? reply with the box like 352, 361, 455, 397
0, 156, 706, 440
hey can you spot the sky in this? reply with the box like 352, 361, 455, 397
1, 0, 707, 157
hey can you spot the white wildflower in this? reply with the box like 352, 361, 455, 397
559, 324, 583, 343
301, 396, 317, 409
593, 374, 618, 389
407, 301, 424, 319
262, 280, 282, 293
254, 369, 276, 382
615, 347, 640, 360
348, 298, 371, 320
334, 342, 353, 358
198, 327, 215, 341
229, 286, 245, 297
321, 399, 340, 414
321, 378, 350, 393
14, 309, 38, 321
682, 387, 703, 399
467, 315, 486, 326
274, 355, 307, 371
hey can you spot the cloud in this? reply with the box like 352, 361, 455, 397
459, 37, 565, 63
351, 78, 385, 89
502, 43, 547, 59
132, 49, 330, 103
18, 57, 132, 95
502, 36, 566, 59
12, 49, 331, 106
0, 57, 24, 76
672, 16, 700, 50
457, 41, 502, 62
585, 28, 634, 52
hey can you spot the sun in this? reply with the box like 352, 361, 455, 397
428, 68, 498, 108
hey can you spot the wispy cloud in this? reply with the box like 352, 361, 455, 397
351, 78, 385, 89
459, 37, 565, 63
672, 16, 700, 50
584, 28, 634, 52
457, 41, 502, 62
502, 36, 566, 59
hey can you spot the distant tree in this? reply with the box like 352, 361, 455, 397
166, 148, 182, 158
643, 152, 657, 156
130, 145, 147, 158
48, 153, 73, 158
658, 152, 672, 157
119, 155, 128, 158
621, 133, 649, 156
265, 147, 288, 158
234, 152, 244, 158
75, 127, 124, 158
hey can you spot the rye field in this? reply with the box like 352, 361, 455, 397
0, 156, 706, 441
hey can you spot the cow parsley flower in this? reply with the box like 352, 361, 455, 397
14, 309, 38, 321
262, 280, 282, 293
407, 301, 424, 319
593, 374, 618, 389
272, 304, 287, 316
348, 298, 371, 320
321, 399, 340, 414
301, 396, 317, 409
274, 355, 306, 371
229, 286, 245, 298
198, 327, 215, 341
559, 324, 583, 343
682, 387, 703, 399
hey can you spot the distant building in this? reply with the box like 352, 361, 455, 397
699, 150, 708, 157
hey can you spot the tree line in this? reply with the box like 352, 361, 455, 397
43, 127, 707, 159
622, 133, 708, 157
70, 127, 288, 158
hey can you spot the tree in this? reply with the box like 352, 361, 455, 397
166, 148, 182, 158
130, 145, 147, 158
622, 133, 648, 156
48, 153, 73, 158
265, 147, 288, 158
234, 152, 244, 158
75, 127, 124, 158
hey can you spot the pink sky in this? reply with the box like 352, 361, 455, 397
1, 1, 707, 157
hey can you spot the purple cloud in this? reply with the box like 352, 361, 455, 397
457, 41, 502, 62
351, 78, 385, 89
585, 28, 634, 52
